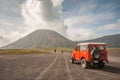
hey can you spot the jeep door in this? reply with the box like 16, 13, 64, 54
80, 45, 90, 61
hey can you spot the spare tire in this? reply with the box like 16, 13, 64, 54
91, 50, 101, 60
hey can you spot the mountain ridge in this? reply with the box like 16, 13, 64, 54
1, 29, 75, 49
1, 29, 120, 49
75, 34, 120, 48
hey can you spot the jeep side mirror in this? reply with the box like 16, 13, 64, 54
88, 46, 92, 51
74, 46, 80, 50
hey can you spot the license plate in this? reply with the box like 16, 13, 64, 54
103, 60, 106, 63
94, 61, 98, 63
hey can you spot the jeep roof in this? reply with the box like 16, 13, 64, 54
77, 42, 106, 46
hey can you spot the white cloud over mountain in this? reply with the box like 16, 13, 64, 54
21, 0, 67, 36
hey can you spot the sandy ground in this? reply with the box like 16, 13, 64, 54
0, 49, 120, 80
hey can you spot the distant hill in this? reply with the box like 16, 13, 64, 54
75, 34, 120, 48
1, 29, 75, 49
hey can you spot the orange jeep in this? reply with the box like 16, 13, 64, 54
70, 42, 109, 68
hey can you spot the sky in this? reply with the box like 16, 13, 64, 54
0, 0, 120, 47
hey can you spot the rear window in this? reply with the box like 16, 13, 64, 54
80, 45, 87, 51
99, 46, 105, 50
88, 45, 105, 51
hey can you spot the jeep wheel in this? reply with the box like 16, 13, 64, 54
97, 62, 105, 68
70, 57, 74, 63
91, 50, 101, 60
81, 58, 90, 69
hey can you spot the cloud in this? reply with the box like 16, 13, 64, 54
65, 13, 114, 27
0, 18, 26, 47
0, 36, 10, 47
64, 12, 115, 41
97, 19, 120, 30
105, 19, 120, 30
21, 0, 67, 36
67, 27, 94, 41
0, 32, 10, 47
0, 28, 24, 47
63, 0, 120, 41
0, 0, 23, 18
0, 21, 13, 26
52, 0, 63, 7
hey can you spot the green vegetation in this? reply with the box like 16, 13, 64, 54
0, 49, 50, 55
0, 48, 73, 55
2, 48, 120, 55
55, 48, 73, 52
43, 47, 73, 53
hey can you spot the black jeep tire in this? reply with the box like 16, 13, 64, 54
97, 62, 105, 68
91, 50, 101, 60
81, 58, 90, 69
70, 57, 74, 63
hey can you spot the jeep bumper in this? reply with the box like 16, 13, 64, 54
91, 60, 109, 63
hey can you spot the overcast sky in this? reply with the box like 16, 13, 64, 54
0, 0, 120, 47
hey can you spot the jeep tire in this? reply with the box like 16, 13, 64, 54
81, 58, 90, 69
70, 57, 74, 63
91, 50, 101, 60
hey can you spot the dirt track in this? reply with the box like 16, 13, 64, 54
0, 50, 120, 80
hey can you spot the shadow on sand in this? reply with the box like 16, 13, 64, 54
73, 62, 120, 74
90, 65, 120, 74
102, 65, 120, 74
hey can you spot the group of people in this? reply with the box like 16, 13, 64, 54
54, 49, 63, 54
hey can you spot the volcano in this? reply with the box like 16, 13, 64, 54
2, 29, 75, 49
